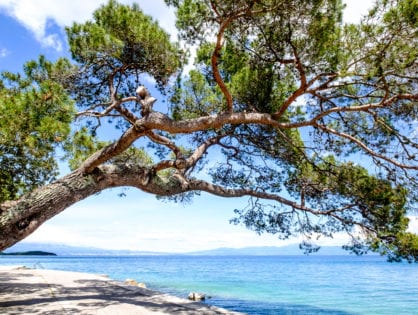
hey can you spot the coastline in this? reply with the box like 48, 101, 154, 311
0, 265, 244, 315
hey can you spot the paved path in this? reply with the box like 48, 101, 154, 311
0, 266, 244, 315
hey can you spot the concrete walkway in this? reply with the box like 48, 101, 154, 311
0, 266, 244, 315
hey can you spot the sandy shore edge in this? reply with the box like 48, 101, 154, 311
0, 265, 245, 314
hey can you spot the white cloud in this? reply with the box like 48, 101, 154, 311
0, 0, 89, 50
0, 0, 372, 62
0, 0, 176, 51
0, 47, 8, 57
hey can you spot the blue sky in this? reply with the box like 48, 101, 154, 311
2, 0, 416, 252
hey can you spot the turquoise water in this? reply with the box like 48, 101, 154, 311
1, 255, 417, 314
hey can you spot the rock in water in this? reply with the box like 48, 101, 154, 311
188, 292, 206, 301
125, 279, 146, 288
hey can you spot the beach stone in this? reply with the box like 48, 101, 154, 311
188, 292, 206, 301
125, 278, 138, 286
137, 282, 147, 288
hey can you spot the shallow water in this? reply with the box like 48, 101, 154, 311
1, 255, 417, 314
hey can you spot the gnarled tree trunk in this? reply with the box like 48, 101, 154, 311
0, 164, 183, 251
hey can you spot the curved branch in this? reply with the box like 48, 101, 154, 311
80, 126, 147, 174
187, 179, 366, 225
282, 93, 418, 129
186, 134, 226, 168
154, 134, 226, 172
0, 158, 377, 251
316, 123, 418, 170
211, 16, 234, 111
146, 131, 184, 159
75, 96, 138, 122
210, 1, 260, 112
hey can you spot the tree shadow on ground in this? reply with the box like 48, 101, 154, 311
0, 272, 230, 315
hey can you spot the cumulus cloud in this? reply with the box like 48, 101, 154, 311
0, 0, 176, 51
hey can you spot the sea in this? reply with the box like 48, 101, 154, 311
1, 255, 417, 315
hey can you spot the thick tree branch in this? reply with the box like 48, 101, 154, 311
210, 1, 262, 112
0, 158, 385, 251
0, 161, 336, 251
78, 89, 416, 180
154, 134, 226, 172
80, 126, 147, 174
0, 164, 189, 251
78, 110, 280, 177
136, 111, 280, 133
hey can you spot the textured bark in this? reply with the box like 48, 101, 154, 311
80, 126, 146, 174
135, 111, 281, 133
0, 164, 185, 251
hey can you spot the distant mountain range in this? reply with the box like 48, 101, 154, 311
4, 242, 355, 256
3, 242, 166, 256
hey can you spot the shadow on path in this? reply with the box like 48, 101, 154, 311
0, 267, 238, 315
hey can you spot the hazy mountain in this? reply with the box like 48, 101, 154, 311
4, 242, 353, 256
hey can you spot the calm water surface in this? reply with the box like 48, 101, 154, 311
1, 255, 417, 314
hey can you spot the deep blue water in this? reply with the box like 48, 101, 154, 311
1, 255, 417, 314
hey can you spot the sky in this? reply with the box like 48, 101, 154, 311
1, 0, 416, 252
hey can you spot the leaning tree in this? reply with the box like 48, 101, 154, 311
0, 0, 417, 261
